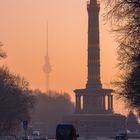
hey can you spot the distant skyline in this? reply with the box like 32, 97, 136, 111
0, 0, 117, 99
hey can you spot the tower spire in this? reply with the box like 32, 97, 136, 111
43, 22, 52, 92
46, 21, 49, 57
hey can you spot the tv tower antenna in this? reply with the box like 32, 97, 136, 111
43, 22, 52, 92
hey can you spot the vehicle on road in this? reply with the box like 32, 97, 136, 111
40, 136, 48, 140
115, 134, 128, 140
27, 136, 33, 140
32, 130, 41, 140
56, 124, 79, 140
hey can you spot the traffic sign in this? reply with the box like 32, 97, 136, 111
23, 120, 28, 130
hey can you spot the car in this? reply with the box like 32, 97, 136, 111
32, 134, 40, 140
32, 131, 41, 140
27, 136, 33, 140
56, 124, 79, 140
40, 136, 48, 140
115, 133, 128, 140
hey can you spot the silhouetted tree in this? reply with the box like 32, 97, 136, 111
31, 90, 74, 136
0, 67, 35, 135
104, 0, 140, 113
0, 42, 6, 59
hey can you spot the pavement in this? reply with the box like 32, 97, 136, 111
48, 137, 139, 140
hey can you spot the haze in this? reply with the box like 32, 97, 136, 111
0, 0, 117, 99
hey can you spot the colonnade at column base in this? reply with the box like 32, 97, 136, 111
74, 87, 113, 114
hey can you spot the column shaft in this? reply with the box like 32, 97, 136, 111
110, 95, 113, 111
108, 95, 113, 112
75, 95, 81, 113
102, 96, 105, 111
108, 95, 111, 111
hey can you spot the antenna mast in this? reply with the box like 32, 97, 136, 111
43, 22, 52, 92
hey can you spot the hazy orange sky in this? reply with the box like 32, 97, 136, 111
0, 0, 118, 99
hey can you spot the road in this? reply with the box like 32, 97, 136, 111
78, 137, 139, 140
48, 137, 139, 140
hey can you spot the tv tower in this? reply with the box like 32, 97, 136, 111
43, 23, 52, 92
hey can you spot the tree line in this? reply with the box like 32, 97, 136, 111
0, 44, 74, 136
30, 90, 74, 137
0, 43, 35, 135
104, 0, 140, 115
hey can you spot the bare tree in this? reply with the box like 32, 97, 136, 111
0, 42, 6, 59
0, 66, 35, 135
104, 0, 140, 113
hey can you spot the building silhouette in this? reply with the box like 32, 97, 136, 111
63, 0, 126, 137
